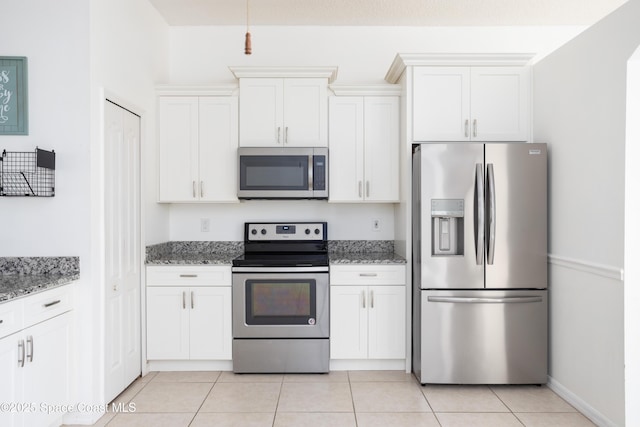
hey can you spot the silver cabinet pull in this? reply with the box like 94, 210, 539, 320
285, 127, 289, 144
358, 181, 363, 198
192, 181, 196, 198
18, 340, 25, 367
43, 300, 61, 308
26, 335, 33, 362
366, 181, 370, 198
182, 291, 186, 309
191, 291, 194, 309
359, 273, 377, 277
370, 290, 374, 308
277, 127, 281, 144
361, 290, 366, 309
200, 181, 204, 198
465, 119, 469, 137
179, 274, 198, 278
473, 119, 478, 137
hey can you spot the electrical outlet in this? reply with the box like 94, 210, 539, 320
200, 218, 211, 232
372, 219, 381, 232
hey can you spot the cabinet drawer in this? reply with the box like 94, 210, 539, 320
330, 265, 405, 285
23, 285, 74, 328
0, 298, 24, 339
147, 266, 231, 287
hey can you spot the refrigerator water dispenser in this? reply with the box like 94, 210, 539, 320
431, 199, 464, 256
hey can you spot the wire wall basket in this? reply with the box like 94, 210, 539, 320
0, 148, 56, 197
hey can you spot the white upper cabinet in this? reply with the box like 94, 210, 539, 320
239, 78, 328, 147
329, 96, 399, 202
158, 95, 238, 202
412, 66, 530, 142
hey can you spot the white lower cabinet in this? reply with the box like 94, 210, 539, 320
0, 285, 74, 427
146, 266, 232, 361
330, 265, 406, 361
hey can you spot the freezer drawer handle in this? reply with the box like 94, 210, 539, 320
179, 274, 198, 278
427, 296, 543, 304
359, 273, 378, 277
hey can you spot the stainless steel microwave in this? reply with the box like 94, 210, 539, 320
238, 147, 328, 199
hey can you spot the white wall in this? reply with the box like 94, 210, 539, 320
165, 25, 584, 241
533, 1, 640, 425
169, 202, 395, 241
624, 44, 640, 427
0, 0, 90, 258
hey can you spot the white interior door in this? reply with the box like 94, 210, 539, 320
104, 100, 141, 403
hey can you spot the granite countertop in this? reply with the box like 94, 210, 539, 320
0, 257, 80, 304
146, 241, 242, 266
329, 252, 406, 264
145, 240, 406, 266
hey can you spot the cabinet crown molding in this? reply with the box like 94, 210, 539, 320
385, 53, 535, 83
156, 84, 238, 96
329, 84, 402, 96
229, 66, 339, 83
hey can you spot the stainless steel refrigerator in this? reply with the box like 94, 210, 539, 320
412, 143, 547, 384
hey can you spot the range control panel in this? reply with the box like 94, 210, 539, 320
245, 222, 327, 241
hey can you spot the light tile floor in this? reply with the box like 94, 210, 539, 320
67, 371, 596, 427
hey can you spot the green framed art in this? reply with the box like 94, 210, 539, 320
0, 56, 28, 135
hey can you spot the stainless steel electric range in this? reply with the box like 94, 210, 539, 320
231, 222, 329, 373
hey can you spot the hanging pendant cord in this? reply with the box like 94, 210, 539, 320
244, 0, 252, 54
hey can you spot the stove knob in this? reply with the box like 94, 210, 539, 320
314, 228, 321, 235
261, 229, 267, 235
251, 229, 257, 235
305, 229, 311, 235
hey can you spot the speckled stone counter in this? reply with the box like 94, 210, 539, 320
0, 257, 80, 303
146, 240, 406, 265
329, 240, 406, 264
146, 241, 243, 265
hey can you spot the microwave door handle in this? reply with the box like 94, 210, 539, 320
308, 155, 313, 191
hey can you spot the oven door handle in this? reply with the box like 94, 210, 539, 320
232, 266, 329, 273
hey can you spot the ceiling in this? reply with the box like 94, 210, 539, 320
147, 0, 627, 27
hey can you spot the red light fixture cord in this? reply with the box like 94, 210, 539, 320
244, 0, 252, 55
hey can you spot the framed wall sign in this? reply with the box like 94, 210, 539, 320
0, 56, 28, 135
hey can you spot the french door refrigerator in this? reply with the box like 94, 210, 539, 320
412, 143, 547, 384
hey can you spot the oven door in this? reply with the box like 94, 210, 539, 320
232, 270, 329, 339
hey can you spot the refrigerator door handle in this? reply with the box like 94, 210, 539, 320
487, 163, 496, 265
475, 163, 484, 265
427, 296, 543, 304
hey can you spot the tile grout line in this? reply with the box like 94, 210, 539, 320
186, 370, 221, 426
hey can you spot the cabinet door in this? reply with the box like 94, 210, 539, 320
330, 286, 368, 359
0, 334, 22, 427
367, 286, 406, 359
470, 68, 530, 141
146, 287, 189, 359
189, 287, 232, 360
413, 67, 470, 141
199, 97, 239, 202
22, 312, 72, 427
329, 97, 364, 202
283, 78, 328, 147
158, 97, 199, 201
364, 97, 399, 202
239, 78, 283, 146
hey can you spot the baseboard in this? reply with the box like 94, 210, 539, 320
547, 376, 618, 427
